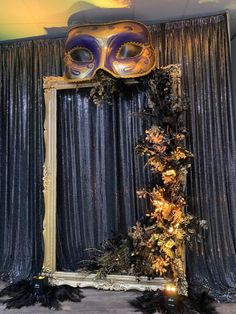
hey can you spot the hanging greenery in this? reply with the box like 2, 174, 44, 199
85, 66, 207, 295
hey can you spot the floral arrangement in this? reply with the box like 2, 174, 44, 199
85, 66, 207, 295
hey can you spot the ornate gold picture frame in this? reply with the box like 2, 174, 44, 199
42, 76, 166, 290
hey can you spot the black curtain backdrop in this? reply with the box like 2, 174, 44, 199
56, 89, 151, 270
0, 14, 236, 300
0, 40, 65, 281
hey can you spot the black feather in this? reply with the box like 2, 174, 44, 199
4, 291, 36, 309
0, 280, 31, 298
130, 290, 180, 314
40, 286, 61, 310
54, 285, 84, 302
187, 287, 217, 314
0, 279, 84, 310
130, 288, 217, 314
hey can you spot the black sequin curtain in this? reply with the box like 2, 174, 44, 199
0, 39, 65, 281
56, 89, 151, 270
1, 13, 236, 300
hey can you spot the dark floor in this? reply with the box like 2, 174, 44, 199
0, 282, 236, 313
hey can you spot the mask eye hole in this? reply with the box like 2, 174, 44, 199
117, 43, 143, 59
69, 47, 93, 62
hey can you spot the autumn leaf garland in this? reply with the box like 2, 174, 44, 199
132, 124, 194, 294
129, 66, 205, 294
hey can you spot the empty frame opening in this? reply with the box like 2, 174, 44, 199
56, 88, 152, 272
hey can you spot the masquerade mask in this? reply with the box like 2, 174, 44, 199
64, 21, 156, 81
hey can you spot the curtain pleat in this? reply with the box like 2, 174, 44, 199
0, 14, 236, 300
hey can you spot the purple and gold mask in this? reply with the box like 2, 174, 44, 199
64, 21, 156, 81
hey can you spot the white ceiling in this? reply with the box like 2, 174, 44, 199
1, 0, 236, 42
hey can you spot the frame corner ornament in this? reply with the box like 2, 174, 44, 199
43, 76, 64, 89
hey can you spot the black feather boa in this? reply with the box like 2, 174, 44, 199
0, 278, 84, 310
130, 288, 217, 314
